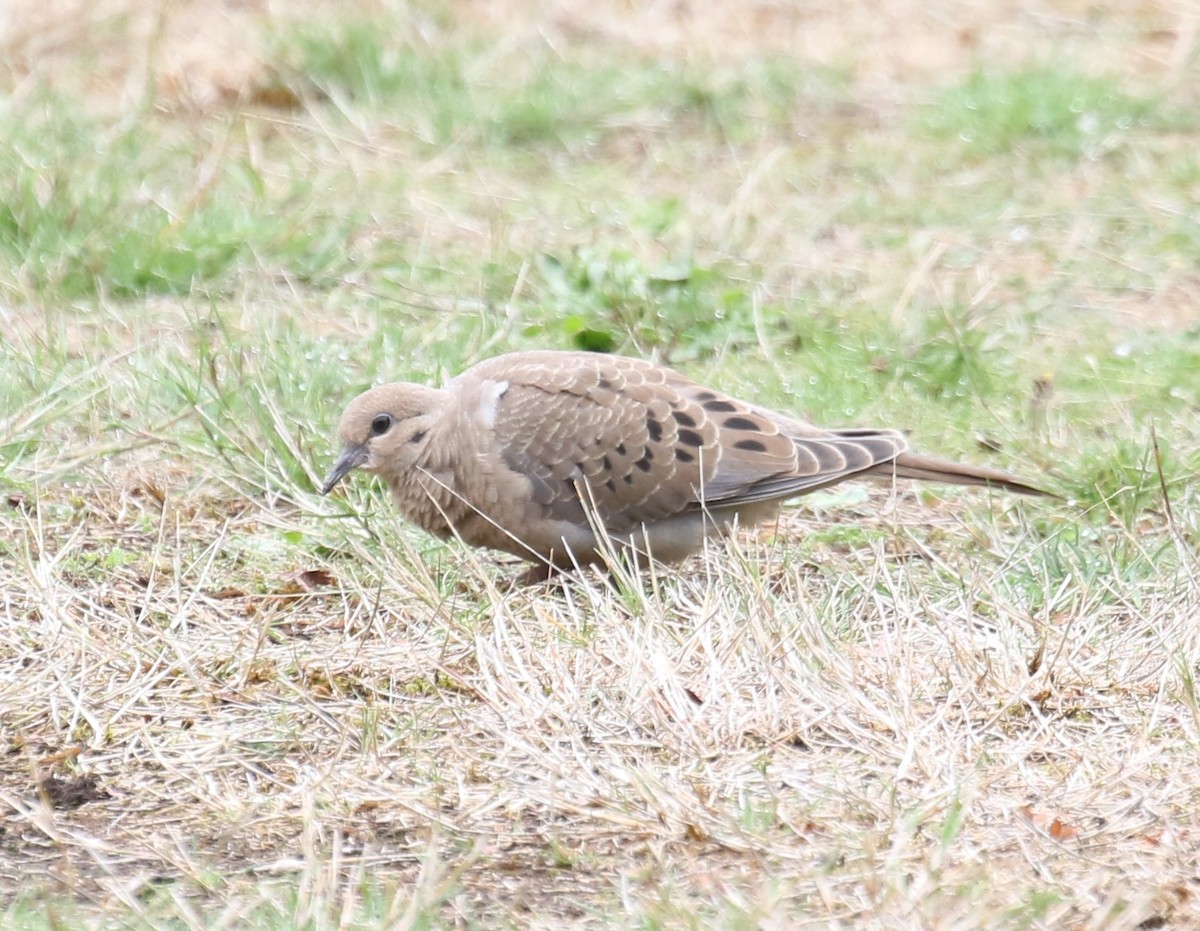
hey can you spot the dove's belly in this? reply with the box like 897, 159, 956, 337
458, 501, 783, 567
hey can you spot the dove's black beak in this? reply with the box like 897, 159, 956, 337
321, 444, 368, 495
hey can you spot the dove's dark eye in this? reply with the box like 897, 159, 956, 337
370, 414, 393, 436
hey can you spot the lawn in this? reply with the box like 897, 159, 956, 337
2, 0, 1199, 927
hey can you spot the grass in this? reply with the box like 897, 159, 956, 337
922, 64, 1164, 157
2, 0, 1200, 927
0, 97, 353, 302
270, 14, 825, 148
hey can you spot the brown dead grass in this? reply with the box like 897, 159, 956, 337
6, 0, 1196, 111
5, 461, 1200, 925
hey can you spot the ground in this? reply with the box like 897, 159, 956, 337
2, 0, 1199, 928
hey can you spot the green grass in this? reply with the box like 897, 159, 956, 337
923, 64, 1164, 157
270, 17, 821, 149
530, 249, 760, 358
0, 99, 355, 303
2, 1, 1200, 928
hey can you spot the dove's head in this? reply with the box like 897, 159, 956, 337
321, 383, 445, 494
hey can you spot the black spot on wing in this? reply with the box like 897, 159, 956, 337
676, 448, 695, 463
733, 438, 768, 453
647, 415, 664, 442
673, 410, 697, 428
723, 416, 761, 432
703, 398, 738, 413
678, 428, 704, 448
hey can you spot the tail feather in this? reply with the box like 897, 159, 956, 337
865, 451, 1052, 497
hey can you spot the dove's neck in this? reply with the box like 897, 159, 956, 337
382, 395, 477, 540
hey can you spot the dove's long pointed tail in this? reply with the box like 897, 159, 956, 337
865, 451, 1052, 497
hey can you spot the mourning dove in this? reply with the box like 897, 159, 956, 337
322, 350, 1048, 571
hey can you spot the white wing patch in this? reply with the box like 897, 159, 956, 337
478, 379, 510, 428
